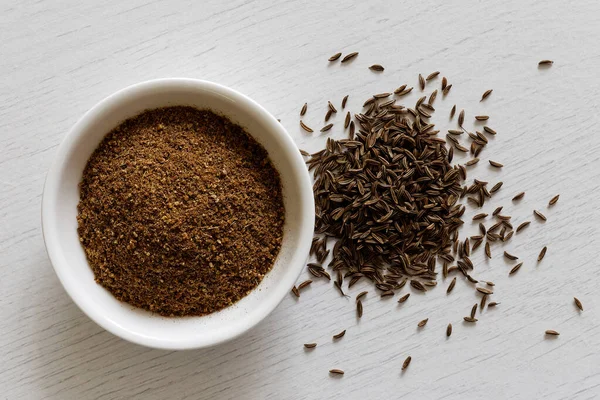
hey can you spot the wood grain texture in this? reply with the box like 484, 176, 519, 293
2, 0, 600, 398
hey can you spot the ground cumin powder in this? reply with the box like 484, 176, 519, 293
77, 106, 284, 316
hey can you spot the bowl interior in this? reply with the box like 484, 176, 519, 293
42, 79, 314, 349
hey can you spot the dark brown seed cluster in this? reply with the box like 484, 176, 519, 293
77, 107, 284, 316
305, 92, 465, 296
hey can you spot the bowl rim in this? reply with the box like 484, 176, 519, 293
41, 78, 315, 349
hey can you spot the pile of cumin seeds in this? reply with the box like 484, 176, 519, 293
305, 93, 465, 292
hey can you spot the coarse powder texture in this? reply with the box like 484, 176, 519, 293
77, 106, 284, 316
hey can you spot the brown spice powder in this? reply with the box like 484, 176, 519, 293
77, 106, 284, 316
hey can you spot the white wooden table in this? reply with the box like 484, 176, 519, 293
2, 0, 600, 398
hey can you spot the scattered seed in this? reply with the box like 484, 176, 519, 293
320, 123, 333, 132
539, 60, 554, 66
300, 103, 307, 116
373, 92, 391, 99
458, 109, 465, 126
417, 318, 429, 328
300, 120, 313, 133
446, 323, 452, 337
329, 369, 345, 375
344, 112, 351, 128
333, 330, 347, 339
476, 287, 493, 295
446, 277, 457, 294
473, 213, 488, 220
509, 262, 523, 275
298, 280, 313, 290
488, 302, 499, 307
512, 192, 525, 201
483, 126, 497, 135
428, 90, 438, 105
394, 84, 407, 94
549, 194, 560, 205
475, 115, 489, 121
291, 286, 300, 297
328, 52, 342, 62
481, 294, 489, 310
504, 251, 518, 261
479, 222, 487, 235
426, 71, 440, 80
395, 86, 413, 97
341, 52, 358, 63
398, 293, 411, 303
356, 291, 368, 301
369, 64, 384, 72
490, 182, 503, 193
334, 281, 346, 297
538, 246, 547, 261
484, 242, 491, 259
480, 89, 493, 101
455, 143, 468, 152
545, 330, 559, 336
466, 158, 479, 166
574, 297, 583, 312
326, 104, 336, 116
470, 304, 478, 318
304, 343, 317, 348
516, 221, 531, 233
463, 317, 478, 323
443, 84, 452, 95
531, 210, 547, 222
419, 74, 425, 90
325, 110, 333, 121
489, 160, 503, 168
342, 95, 348, 109
442, 77, 448, 90
300, 149, 310, 157
357, 300, 363, 318
492, 206, 503, 216
402, 356, 412, 370
450, 105, 456, 119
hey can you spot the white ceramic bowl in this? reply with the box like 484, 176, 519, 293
42, 78, 314, 350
